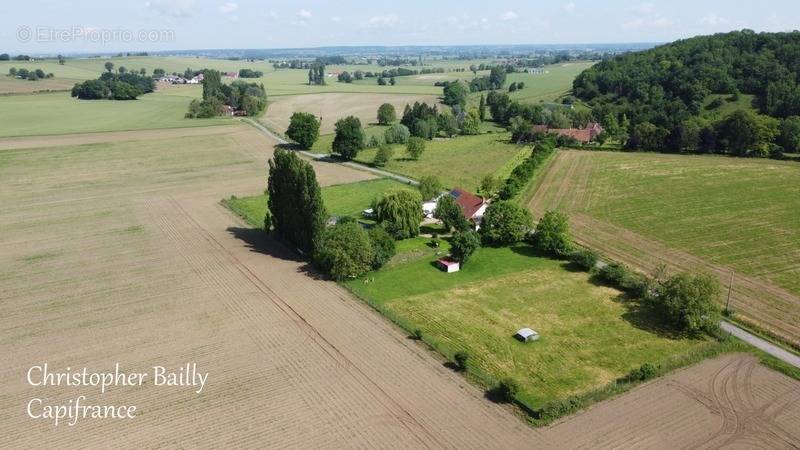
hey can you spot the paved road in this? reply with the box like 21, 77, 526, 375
720, 321, 800, 368
242, 118, 419, 186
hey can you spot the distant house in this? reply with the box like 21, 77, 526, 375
221, 105, 234, 117
514, 328, 539, 342
437, 257, 460, 273
533, 122, 604, 143
223, 71, 239, 79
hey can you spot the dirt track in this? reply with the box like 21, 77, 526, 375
3, 127, 799, 447
261, 92, 440, 135
528, 150, 800, 347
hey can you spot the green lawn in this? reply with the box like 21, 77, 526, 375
0, 89, 230, 137
352, 132, 529, 190
222, 178, 409, 228
345, 241, 711, 408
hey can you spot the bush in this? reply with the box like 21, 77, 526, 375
373, 145, 394, 167
569, 249, 598, 270
537, 397, 582, 422
494, 378, 519, 403
453, 351, 469, 371
384, 123, 410, 144
411, 328, 423, 340
368, 225, 396, 269
406, 136, 426, 160
648, 272, 721, 334
499, 140, 556, 199
417, 175, 443, 201
594, 262, 647, 296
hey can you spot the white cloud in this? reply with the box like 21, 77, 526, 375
564, 2, 576, 13
367, 14, 400, 26
218, 2, 238, 14
330, 16, 342, 23
145, 0, 197, 18
297, 9, 313, 20
500, 11, 519, 21
700, 14, 729, 26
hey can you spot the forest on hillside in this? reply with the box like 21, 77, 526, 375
573, 30, 800, 156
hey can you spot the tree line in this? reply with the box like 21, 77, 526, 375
7, 67, 54, 81
71, 63, 154, 100
186, 70, 267, 118
573, 30, 800, 156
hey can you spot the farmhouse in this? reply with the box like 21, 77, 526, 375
450, 187, 487, 222
533, 122, 604, 143
223, 71, 239, 79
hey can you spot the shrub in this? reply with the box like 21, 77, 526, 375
569, 249, 598, 271
537, 397, 582, 422
417, 175, 443, 201
594, 262, 647, 296
406, 136, 426, 160
499, 140, 556, 199
494, 378, 519, 403
373, 145, 394, 167
648, 272, 721, 334
411, 328, 423, 340
368, 225, 396, 269
384, 123, 410, 144
453, 351, 469, 371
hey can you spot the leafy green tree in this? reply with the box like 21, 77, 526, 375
286, 112, 321, 149
461, 108, 481, 135
531, 210, 572, 256
8, 67, 17, 77
649, 272, 721, 334
117, 66, 127, 74
495, 378, 519, 403
779, 116, 800, 152
373, 145, 393, 167
508, 82, 518, 92
314, 222, 375, 280
443, 80, 468, 107
479, 201, 533, 246
453, 351, 469, 371
478, 174, 502, 199
332, 116, 365, 160
389, 76, 396, 85
368, 225, 396, 269
377, 76, 386, 86
716, 110, 779, 156
104, 61, 114, 73
434, 194, 470, 232
438, 110, 459, 137
478, 94, 487, 121
267, 149, 327, 254
489, 66, 507, 89
202, 70, 223, 101
337, 71, 353, 83
406, 136, 426, 160
450, 230, 480, 265
418, 175, 443, 201
384, 123, 410, 144
374, 189, 422, 239
377, 103, 396, 125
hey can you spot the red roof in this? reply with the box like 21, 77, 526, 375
450, 188, 485, 219
437, 257, 459, 267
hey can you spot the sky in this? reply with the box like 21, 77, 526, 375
2, 0, 799, 54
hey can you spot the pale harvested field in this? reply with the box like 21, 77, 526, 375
528, 150, 800, 347
0, 77, 80, 94
543, 354, 800, 448
261, 92, 440, 135
1, 124, 546, 447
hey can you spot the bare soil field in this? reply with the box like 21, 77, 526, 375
542, 354, 800, 448
528, 150, 800, 347
1, 124, 543, 447
260, 92, 440, 135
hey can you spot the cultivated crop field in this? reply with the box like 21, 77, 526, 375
260, 92, 439, 135
528, 150, 800, 346
346, 241, 713, 409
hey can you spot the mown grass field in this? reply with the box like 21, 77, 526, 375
349, 132, 529, 190
0, 88, 231, 137
528, 150, 800, 346
223, 178, 408, 228
345, 240, 711, 408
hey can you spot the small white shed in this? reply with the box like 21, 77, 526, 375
514, 328, 539, 343
437, 257, 460, 273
